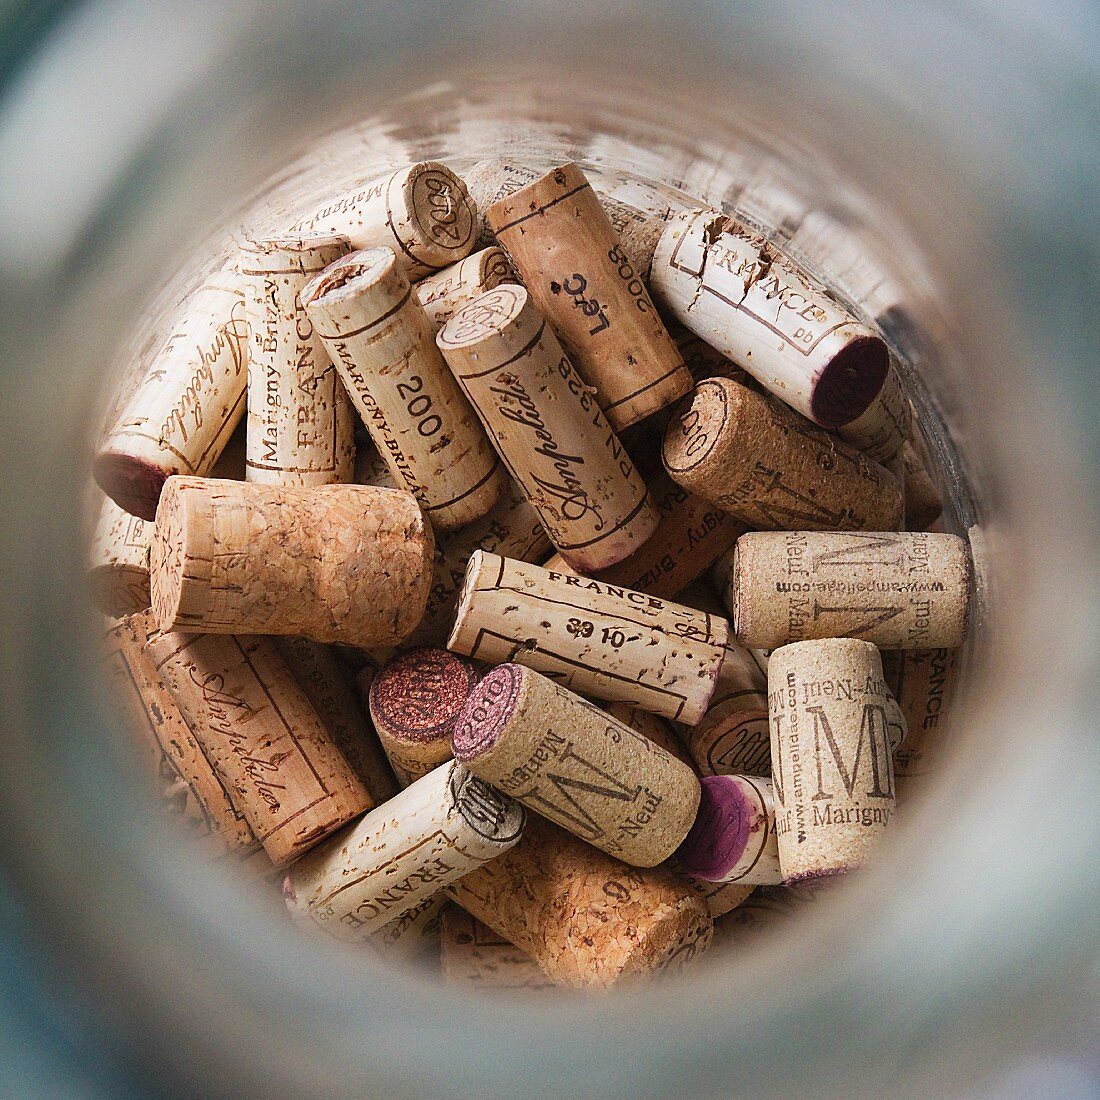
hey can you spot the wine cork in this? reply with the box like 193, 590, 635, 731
415, 246, 514, 329
604, 701, 693, 768
599, 196, 669, 280
238, 232, 355, 487
711, 884, 803, 947
367, 647, 479, 784
88, 492, 152, 617
283, 761, 525, 941
302, 248, 505, 530
459, 159, 539, 248
150, 477, 434, 647
105, 612, 259, 855
724, 531, 971, 649
837, 365, 912, 463
452, 664, 701, 866
768, 639, 899, 881
440, 906, 551, 989
273, 636, 398, 806
144, 629, 374, 866
93, 265, 251, 520
447, 816, 713, 989
541, 471, 746, 600
662, 378, 904, 531
882, 647, 960, 787
683, 644, 772, 779
372, 894, 447, 961
437, 284, 657, 570
650, 209, 890, 428
487, 163, 691, 429
288, 162, 478, 280
448, 552, 728, 724
675, 775, 783, 886
674, 326, 750, 387
408, 478, 552, 646
903, 437, 944, 530
684, 879, 756, 919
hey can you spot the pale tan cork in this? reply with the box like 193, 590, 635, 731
149, 476, 434, 647
487, 163, 691, 430
88, 492, 152, 617
768, 638, 898, 881
237, 232, 355, 487
448, 551, 728, 725
287, 162, 478, 280
105, 612, 260, 856
415, 246, 515, 330
725, 530, 971, 649
838, 364, 912, 463
144, 628, 374, 866
650, 209, 889, 428
283, 761, 525, 941
452, 664, 701, 867
437, 283, 657, 571
903, 436, 944, 530
662, 378, 904, 531
604, 701, 694, 768
303, 248, 505, 531
93, 262, 250, 520
446, 816, 713, 990
440, 905, 551, 990
459, 159, 539, 249
682, 878, 756, 919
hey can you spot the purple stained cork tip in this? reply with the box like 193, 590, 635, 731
676, 775, 753, 881
810, 335, 889, 429
93, 450, 170, 522
451, 663, 523, 762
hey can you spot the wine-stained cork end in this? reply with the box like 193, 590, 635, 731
369, 648, 478, 743
437, 283, 528, 349
452, 663, 525, 762
94, 451, 168, 523
676, 775, 753, 880
811, 334, 890, 429
661, 381, 731, 475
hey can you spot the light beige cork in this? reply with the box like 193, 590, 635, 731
487, 163, 691, 430
144, 628, 374, 866
371, 894, 448, 961
440, 905, 551, 989
673, 325, 750, 388
452, 664, 701, 867
94, 266, 250, 521
604, 701, 694, 768
882, 647, 961, 790
682, 878, 756, 919
724, 530, 971, 649
650, 209, 890, 428
105, 612, 260, 855
415, 246, 515, 330
238, 232, 355, 487
662, 378, 904, 531
283, 761, 525, 940
599, 195, 669, 281
903, 436, 944, 530
302, 247, 505, 530
837, 365, 912, 463
448, 552, 728, 725
88, 492, 152, 617
287, 162, 478, 280
768, 638, 898, 881
459, 159, 539, 249
437, 283, 657, 571
541, 470, 747, 601
150, 476, 434, 647
366, 647, 480, 784
446, 815, 713, 989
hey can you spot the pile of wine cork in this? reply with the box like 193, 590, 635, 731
90, 154, 969, 991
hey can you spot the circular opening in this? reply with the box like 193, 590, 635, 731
810, 334, 890, 428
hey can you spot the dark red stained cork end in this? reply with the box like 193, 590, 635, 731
676, 775, 752, 881
451, 663, 523, 762
810, 334, 889, 429
369, 648, 478, 743
94, 450, 170, 522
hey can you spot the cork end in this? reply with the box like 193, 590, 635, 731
810, 334, 890, 428
368, 648, 478, 744
437, 283, 530, 349
300, 247, 400, 309
675, 775, 753, 881
661, 378, 743, 478
148, 475, 192, 630
93, 450, 169, 522
402, 162, 477, 267
477, 246, 514, 288
452, 663, 525, 762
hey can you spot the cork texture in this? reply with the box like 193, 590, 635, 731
448, 552, 728, 725
604, 701, 694, 768
459, 159, 539, 249
415, 246, 515, 330
726, 531, 971, 649
650, 209, 889, 428
440, 906, 551, 989
437, 283, 657, 570
303, 247, 505, 531
683, 878, 756, 919
662, 378, 904, 531
452, 664, 701, 866
238, 233, 355, 487
446, 816, 713, 989
768, 639, 898, 881
150, 477, 434, 647
487, 163, 690, 430
283, 761, 525, 940
903, 437, 944, 530
94, 266, 250, 520
882, 647, 960, 784
837, 365, 912, 463
88, 492, 152, 617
